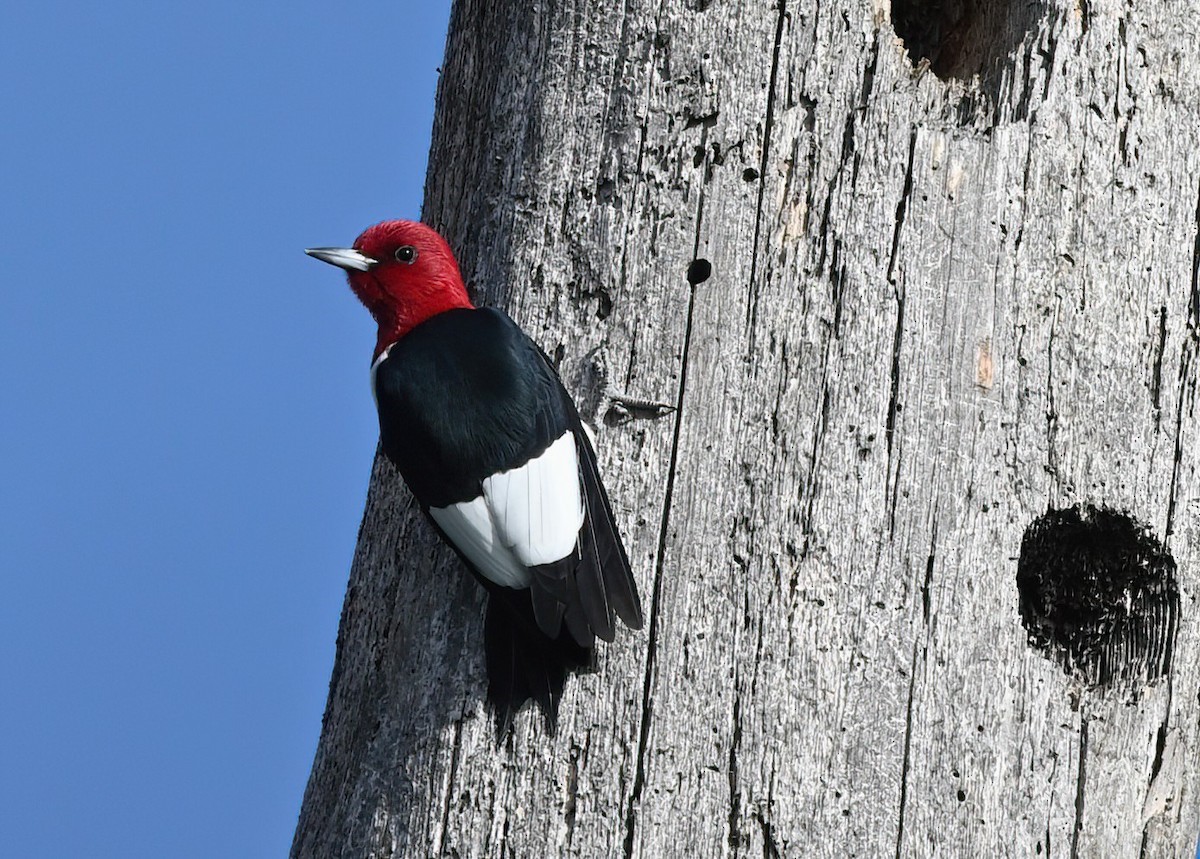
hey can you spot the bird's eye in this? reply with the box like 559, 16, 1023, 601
394, 245, 418, 264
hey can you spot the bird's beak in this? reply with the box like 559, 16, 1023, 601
304, 247, 379, 272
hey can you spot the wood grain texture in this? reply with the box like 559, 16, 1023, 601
292, 0, 1200, 855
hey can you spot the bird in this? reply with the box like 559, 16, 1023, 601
306, 219, 643, 733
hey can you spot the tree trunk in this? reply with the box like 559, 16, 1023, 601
292, 0, 1200, 855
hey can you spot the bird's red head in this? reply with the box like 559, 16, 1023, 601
306, 220, 473, 358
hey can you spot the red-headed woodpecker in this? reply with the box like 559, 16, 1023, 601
306, 220, 643, 731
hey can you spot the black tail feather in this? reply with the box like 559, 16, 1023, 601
483, 589, 595, 735
527, 577, 567, 639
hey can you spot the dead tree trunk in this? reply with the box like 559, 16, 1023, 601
292, 0, 1200, 855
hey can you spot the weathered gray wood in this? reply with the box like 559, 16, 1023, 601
292, 0, 1200, 855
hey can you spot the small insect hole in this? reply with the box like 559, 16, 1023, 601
687, 258, 712, 285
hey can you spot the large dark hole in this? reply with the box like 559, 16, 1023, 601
891, 0, 1046, 88
1017, 504, 1179, 691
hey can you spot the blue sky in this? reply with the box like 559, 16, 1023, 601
0, 1, 451, 855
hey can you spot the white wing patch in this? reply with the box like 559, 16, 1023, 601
427, 431, 585, 589
484, 432, 585, 566
429, 496, 530, 588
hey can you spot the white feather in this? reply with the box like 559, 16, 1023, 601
369, 344, 394, 408
427, 432, 585, 588
429, 497, 530, 588
484, 432, 585, 565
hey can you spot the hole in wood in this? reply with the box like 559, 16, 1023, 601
1016, 504, 1179, 691
891, 0, 1044, 83
687, 258, 712, 285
